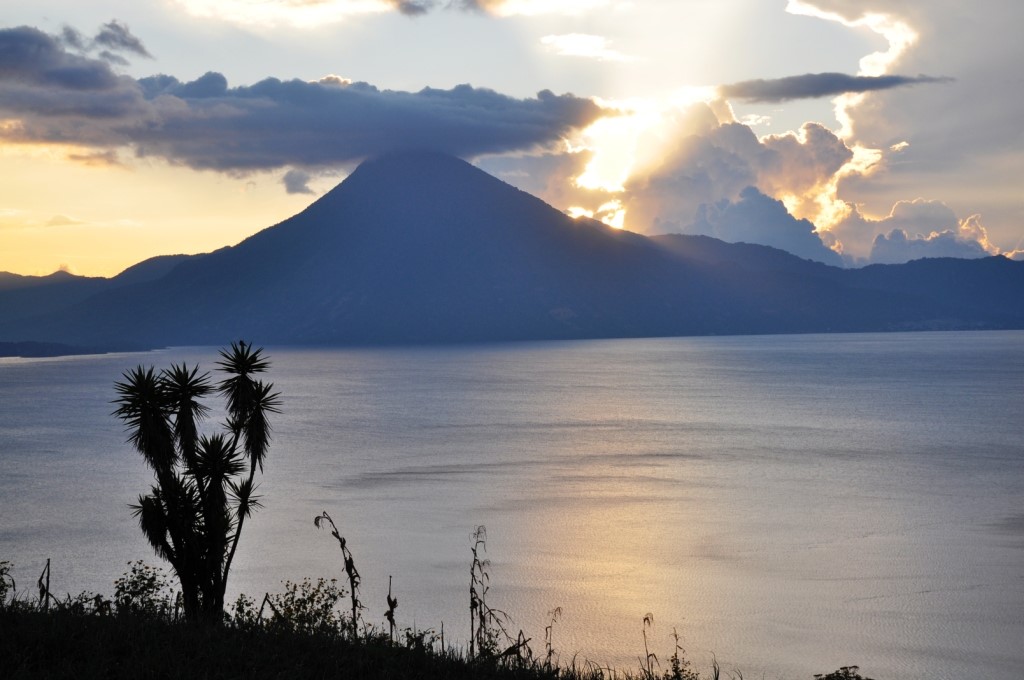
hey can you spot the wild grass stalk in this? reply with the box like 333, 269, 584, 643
37, 558, 52, 610
314, 510, 363, 639
385, 575, 398, 641
469, 525, 516, 660
545, 606, 563, 670
640, 613, 658, 679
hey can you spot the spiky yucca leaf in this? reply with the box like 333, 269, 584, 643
131, 491, 173, 562
228, 477, 263, 520
113, 367, 176, 474
193, 434, 246, 484
240, 380, 281, 472
161, 364, 212, 466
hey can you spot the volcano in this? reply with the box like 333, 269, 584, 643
3, 151, 1023, 350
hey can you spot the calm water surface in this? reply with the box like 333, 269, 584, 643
1, 331, 1023, 679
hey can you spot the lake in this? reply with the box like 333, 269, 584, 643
1, 331, 1023, 679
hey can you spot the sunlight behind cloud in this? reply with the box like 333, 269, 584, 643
566, 200, 624, 229
575, 88, 718, 195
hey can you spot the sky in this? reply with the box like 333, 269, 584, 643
1, 0, 1022, 276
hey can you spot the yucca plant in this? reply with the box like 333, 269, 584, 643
113, 341, 280, 622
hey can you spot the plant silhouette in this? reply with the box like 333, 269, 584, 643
113, 341, 280, 622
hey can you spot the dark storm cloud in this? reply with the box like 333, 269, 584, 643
720, 72, 952, 103
0, 25, 604, 173
0, 26, 123, 90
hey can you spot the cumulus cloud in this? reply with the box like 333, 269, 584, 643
870, 229, 990, 264
831, 198, 999, 264
623, 103, 851, 241
606, 95, 995, 266
788, 1, 1024, 254
690, 187, 843, 265
720, 72, 951, 103
0, 25, 604, 174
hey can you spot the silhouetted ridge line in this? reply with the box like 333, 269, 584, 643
1, 151, 1022, 348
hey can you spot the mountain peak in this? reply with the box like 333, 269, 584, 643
334, 149, 512, 201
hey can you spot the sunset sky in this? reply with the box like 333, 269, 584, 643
2, 0, 1022, 276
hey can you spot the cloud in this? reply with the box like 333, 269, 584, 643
870, 228, 990, 264
787, 1, 1024, 255
831, 198, 998, 264
690, 187, 843, 265
57, 20, 152, 63
720, 72, 952, 103
623, 103, 851, 234
475, 149, 597, 208
0, 25, 604, 174
282, 168, 316, 194
93, 20, 152, 58
760, 123, 853, 200
540, 34, 634, 62
67, 150, 123, 167
0, 26, 125, 92
602, 96, 991, 266
384, 0, 433, 15
611, 104, 857, 264
46, 215, 84, 227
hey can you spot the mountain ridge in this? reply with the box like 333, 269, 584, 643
2, 150, 1022, 351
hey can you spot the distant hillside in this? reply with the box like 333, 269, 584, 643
0, 255, 195, 343
2, 151, 1022, 349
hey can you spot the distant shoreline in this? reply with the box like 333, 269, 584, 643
0, 341, 108, 359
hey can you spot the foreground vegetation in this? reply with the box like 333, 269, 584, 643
0, 559, 872, 680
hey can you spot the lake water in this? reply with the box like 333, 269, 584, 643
1, 331, 1023, 679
